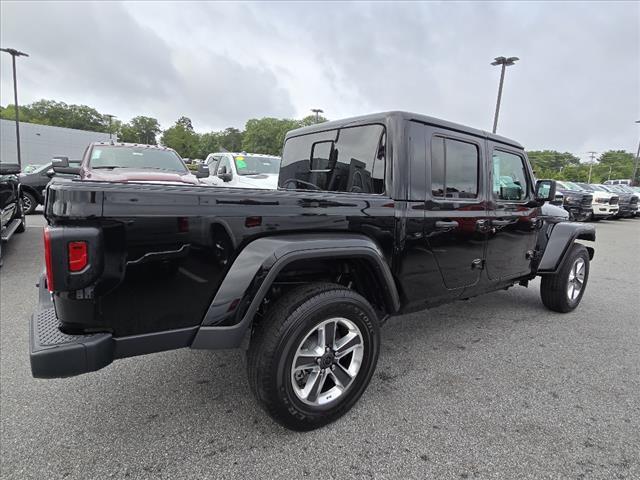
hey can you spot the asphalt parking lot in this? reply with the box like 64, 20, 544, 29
1, 213, 639, 479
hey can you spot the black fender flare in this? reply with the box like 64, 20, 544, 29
537, 222, 595, 275
191, 233, 400, 350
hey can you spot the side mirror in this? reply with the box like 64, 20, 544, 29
535, 179, 556, 203
46, 168, 55, 177
195, 164, 210, 178
52, 156, 80, 175
218, 166, 232, 182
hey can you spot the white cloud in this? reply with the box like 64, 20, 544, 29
1, 0, 638, 154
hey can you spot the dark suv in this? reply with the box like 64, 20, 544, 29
0, 163, 26, 264
19, 161, 81, 214
30, 111, 594, 430
555, 181, 593, 221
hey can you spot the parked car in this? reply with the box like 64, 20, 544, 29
630, 187, 640, 216
574, 182, 619, 221
603, 179, 631, 186
52, 142, 209, 185
30, 111, 595, 431
201, 152, 280, 189
19, 161, 82, 214
0, 163, 26, 265
555, 181, 593, 221
600, 184, 638, 218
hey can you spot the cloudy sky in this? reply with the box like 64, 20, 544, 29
1, 1, 638, 159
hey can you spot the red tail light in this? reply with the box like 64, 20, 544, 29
68, 241, 88, 272
43, 227, 54, 291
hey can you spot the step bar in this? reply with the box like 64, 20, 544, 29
1, 218, 22, 242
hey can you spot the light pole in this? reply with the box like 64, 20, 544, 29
491, 56, 518, 134
633, 120, 640, 186
311, 108, 324, 124
587, 151, 597, 184
1, 47, 29, 169
105, 114, 115, 140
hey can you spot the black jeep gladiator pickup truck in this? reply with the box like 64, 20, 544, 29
32, 112, 595, 430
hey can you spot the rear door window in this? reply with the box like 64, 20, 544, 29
430, 137, 479, 199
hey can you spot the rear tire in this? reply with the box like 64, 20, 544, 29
247, 282, 380, 431
21, 191, 37, 215
540, 244, 590, 313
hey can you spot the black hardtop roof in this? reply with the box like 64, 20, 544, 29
286, 111, 523, 149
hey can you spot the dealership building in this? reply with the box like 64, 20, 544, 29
0, 119, 112, 167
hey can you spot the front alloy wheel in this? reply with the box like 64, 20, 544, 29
541, 243, 590, 313
566, 257, 585, 302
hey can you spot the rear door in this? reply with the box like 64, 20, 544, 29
485, 144, 539, 280
423, 127, 489, 291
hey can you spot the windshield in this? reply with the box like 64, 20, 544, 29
590, 184, 607, 192
234, 155, 281, 175
23, 164, 49, 174
89, 146, 188, 173
576, 183, 594, 191
563, 181, 584, 191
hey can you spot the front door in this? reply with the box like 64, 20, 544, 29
485, 145, 540, 280
423, 129, 489, 291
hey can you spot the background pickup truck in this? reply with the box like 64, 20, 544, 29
32, 111, 595, 431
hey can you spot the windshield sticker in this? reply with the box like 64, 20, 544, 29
235, 158, 247, 169
91, 149, 102, 160
132, 152, 143, 156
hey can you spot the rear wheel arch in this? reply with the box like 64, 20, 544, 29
262, 254, 398, 321
191, 234, 400, 350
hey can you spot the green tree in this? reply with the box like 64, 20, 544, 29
217, 127, 244, 152
197, 132, 220, 158
118, 116, 161, 144
0, 99, 110, 132
242, 117, 300, 155
595, 150, 635, 182
527, 150, 580, 179
299, 114, 328, 127
160, 117, 199, 158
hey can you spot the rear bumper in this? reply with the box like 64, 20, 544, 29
30, 276, 199, 378
30, 280, 114, 378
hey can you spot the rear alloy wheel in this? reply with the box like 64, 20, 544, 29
540, 243, 590, 313
21, 191, 37, 215
291, 317, 364, 406
247, 283, 380, 430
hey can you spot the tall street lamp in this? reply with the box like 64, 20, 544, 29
491, 56, 518, 134
105, 114, 115, 140
311, 108, 324, 124
633, 120, 640, 186
1, 47, 29, 169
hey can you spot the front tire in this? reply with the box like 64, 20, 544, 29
540, 244, 590, 313
247, 283, 380, 431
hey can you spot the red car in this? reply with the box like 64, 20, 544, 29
52, 142, 208, 185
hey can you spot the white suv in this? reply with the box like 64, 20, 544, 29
200, 152, 280, 189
